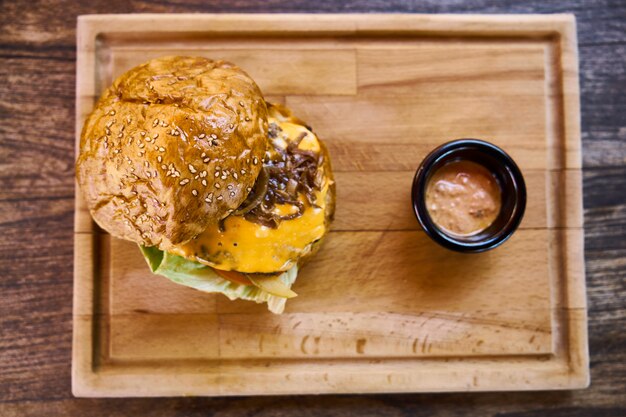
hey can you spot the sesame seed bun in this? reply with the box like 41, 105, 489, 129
76, 56, 268, 250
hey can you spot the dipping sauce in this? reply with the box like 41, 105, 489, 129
425, 160, 501, 236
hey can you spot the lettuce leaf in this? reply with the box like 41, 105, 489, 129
139, 246, 298, 314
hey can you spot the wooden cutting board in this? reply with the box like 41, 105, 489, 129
73, 13, 588, 396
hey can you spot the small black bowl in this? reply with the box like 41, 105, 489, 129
412, 139, 526, 253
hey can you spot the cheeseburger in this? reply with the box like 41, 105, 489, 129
77, 56, 335, 313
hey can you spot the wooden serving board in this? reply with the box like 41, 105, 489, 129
73, 13, 588, 396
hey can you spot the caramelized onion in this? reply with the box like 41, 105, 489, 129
235, 123, 323, 229
232, 167, 269, 216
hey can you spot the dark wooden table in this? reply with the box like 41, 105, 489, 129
1, 1, 624, 416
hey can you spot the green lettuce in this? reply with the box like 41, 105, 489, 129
139, 246, 298, 314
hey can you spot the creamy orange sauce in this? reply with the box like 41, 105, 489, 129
169, 116, 330, 273
425, 160, 501, 236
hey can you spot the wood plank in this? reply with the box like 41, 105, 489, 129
107, 230, 551, 318
109, 314, 220, 360
357, 43, 546, 96
108, 48, 357, 96
108, 239, 218, 315
218, 311, 551, 359
286, 94, 548, 171
215, 229, 551, 316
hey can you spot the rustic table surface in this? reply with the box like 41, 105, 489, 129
1, 1, 624, 416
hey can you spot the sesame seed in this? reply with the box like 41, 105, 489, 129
179, 179, 190, 185
146, 172, 152, 178
239, 101, 244, 107
158, 147, 165, 152
157, 156, 162, 163
105, 128, 111, 136
210, 133, 217, 139
229, 192, 235, 197
109, 110, 116, 116
188, 164, 197, 174
138, 142, 145, 149
161, 121, 168, 127
203, 158, 210, 163
201, 152, 206, 157
191, 189, 198, 196
253, 157, 258, 165
221, 173, 228, 180
205, 193, 213, 203
245, 117, 251, 122
161, 164, 167, 169
117, 132, 123, 138
241, 169, 246, 175
127, 116, 132, 123
217, 195, 223, 201
229, 123, 234, 129
246, 187, 252, 192
140, 131, 146, 136
227, 184, 234, 190
105, 120, 114, 128
120, 125, 125, 132
199, 134, 206, 139
215, 183, 221, 189
113, 149, 120, 154
214, 171, 220, 178
201, 179, 207, 186
153, 119, 159, 127
233, 172, 238, 180
246, 158, 250, 164
153, 133, 159, 140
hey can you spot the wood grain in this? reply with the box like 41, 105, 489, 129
109, 48, 357, 96
70, 13, 586, 396
1, 0, 625, 415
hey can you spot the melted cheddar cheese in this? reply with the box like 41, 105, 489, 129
169, 116, 330, 273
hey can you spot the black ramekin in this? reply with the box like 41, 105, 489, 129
412, 139, 526, 253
